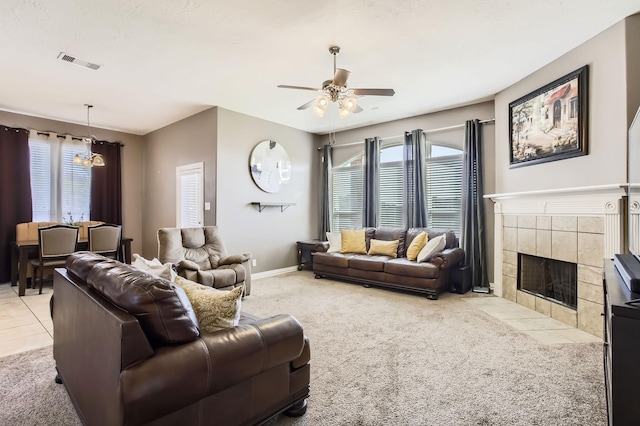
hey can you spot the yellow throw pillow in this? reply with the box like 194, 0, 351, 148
368, 239, 399, 258
406, 232, 428, 261
174, 276, 243, 333
340, 229, 367, 254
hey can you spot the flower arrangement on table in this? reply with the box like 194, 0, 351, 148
63, 212, 85, 226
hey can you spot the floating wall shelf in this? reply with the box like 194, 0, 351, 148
250, 202, 295, 212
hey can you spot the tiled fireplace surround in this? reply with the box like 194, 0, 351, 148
488, 185, 628, 338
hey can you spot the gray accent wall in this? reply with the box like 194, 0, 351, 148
0, 110, 144, 256
494, 17, 636, 194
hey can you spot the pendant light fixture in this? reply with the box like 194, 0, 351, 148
72, 104, 105, 167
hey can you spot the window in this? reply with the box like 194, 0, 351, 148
29, 133, 91, 223
176, 162, 204, 228
330, 140, 463, 235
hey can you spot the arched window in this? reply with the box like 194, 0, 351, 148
331, 140, 462, 234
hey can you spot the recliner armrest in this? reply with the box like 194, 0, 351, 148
177, 259, 200, 271
219, 252, 251, 266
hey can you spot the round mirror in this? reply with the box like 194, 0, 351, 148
249, 140, 291, 193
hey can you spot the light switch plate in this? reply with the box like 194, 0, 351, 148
204, 202, 211, 210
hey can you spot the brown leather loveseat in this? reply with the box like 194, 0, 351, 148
313, 227, 464, 299
53, 252, 310, 426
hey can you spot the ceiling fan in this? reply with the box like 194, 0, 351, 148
278, 46, 395, 118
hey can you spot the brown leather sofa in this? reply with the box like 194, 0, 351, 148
313, 227, 464, 299
53, 252, 310, 426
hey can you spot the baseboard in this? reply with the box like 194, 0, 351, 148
252, 266, 299, 280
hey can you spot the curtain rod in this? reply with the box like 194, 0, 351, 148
32, 130, 125, 146
331, 118, 495, 148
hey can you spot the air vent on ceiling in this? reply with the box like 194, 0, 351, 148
57, 52, 101, 70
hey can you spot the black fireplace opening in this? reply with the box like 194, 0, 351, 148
517, 253, 577, 310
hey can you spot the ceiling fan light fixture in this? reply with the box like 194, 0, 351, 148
316, 95, 329, 109
72, 104, 107, 168
91, 153, 106, 167
313, 105, 326, 117
343, 96, 358, 112
339, 107, 351, 118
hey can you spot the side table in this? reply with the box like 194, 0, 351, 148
296, 240, 324, 270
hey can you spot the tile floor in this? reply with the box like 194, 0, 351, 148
0, 281, 601, 359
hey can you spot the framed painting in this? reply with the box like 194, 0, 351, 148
509, 65, 588, 168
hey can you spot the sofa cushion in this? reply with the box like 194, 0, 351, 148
86, 260, 200, 346
313, 252, 354, 268
406, 231, 427, 261
367, 239, 399, 258
417, 234, 447, 263
384, 258, 441, 279
340, 229, 367, 254
349, 255, 390, 272
174, 276, 243, 332
373, 227, 406, 257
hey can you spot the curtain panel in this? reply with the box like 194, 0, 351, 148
462, 119, 489, 290
403, 129, 428, 228
0, 126, 32, 283
363, 137, 380, 227
91, 140, 122, 225
320, 144, 332, 237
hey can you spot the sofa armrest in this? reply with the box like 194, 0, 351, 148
315, 242, 330, 253
120, 314, 305, 425
219, 252, 251, 266
431, 247, 465, 270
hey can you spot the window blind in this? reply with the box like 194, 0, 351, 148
379, 160, 403, 227
331, 165, 363, 231
425, 154, 462, 235
176, 163, 203, 228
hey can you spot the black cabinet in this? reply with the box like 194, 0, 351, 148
603, 260, 640, 426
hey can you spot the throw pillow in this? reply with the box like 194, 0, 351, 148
132, 253, 177, 282
174, 276, 243, 333
367, 239, 399, 258
417, 234, 447, 263
406, 232, 428, 261
326, 232, 342, 253
340, 229, 367, 254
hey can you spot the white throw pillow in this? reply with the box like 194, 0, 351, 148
417, 234, 447, 263
132, 253, 177, 281
326, 232, 342, 253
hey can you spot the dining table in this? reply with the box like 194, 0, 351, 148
10, 237, 133, 296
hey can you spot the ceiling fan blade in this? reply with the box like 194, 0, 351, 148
278, 85, 320, 91
332, 68, 351, 87
353, 105, 364, 114
352, 88, 395, 96
297, 99, 316, 110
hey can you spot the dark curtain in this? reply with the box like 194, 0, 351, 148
363, 137, 380, 227
320, 144, 332, 237
404, 129, 428, 228
90, 140, 122, 225
462, 119, 489, 290
0, 126, 32, 283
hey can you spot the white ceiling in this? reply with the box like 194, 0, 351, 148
1, 0, 639, 136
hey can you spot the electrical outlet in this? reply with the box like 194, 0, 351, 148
252, 259, 257, 267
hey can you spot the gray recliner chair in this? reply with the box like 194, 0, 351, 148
157, 226, 251, 295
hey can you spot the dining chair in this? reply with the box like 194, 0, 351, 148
30, 224, 79, 294
88, 223, 122, 260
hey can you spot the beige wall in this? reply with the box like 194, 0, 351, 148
216, 108, 320, 273
494, 19, 629, 193
141, 108, 218, 257
0, 110, 144, 256
626, 14, 640, 128
326, 101, 497, 281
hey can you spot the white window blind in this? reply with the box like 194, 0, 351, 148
425, 154, 462, 235
331, 164, 363, 231
176, 162, 204, 228
379, 160, 403, 227
29, 132, 90, 223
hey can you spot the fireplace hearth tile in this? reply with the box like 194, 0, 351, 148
535, 298, 551, 316
536, 230, 551, 258
504, 227, 517, 251
552, 216, 578, 232
578, 281, 603, 304
578, 216, 604, 234
550, 303, 577, 328
578, 264, 602, 286
518, 215, 536, 229
577, 233, 604, 268
578, 298, 604, 338
503, 250, 517, 265
522, 330, 575, 344
503, 262, 516, 278
503, 277, 517, 302
517, 228, 536, 255
536, 216, 551, 230
551, 231, 578, 263
516, 290, 536, 310
504, 215, 518, 228
552, 328, 601, 343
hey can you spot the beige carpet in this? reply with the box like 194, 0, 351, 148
0, 271, 606, 425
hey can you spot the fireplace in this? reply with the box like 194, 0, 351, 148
518, 254, 577, 309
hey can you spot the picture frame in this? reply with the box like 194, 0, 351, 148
509, 65, 588, 168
